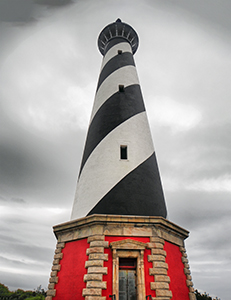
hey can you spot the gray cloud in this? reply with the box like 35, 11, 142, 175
0, 239, 53, 264
10, 198, 26, 204
0, 0, 36, 23
0, 0, 74, 23
0, 1, 230, 299
173, 0, 231, 32
35, 0, 74, 7
0, 270, 49, 291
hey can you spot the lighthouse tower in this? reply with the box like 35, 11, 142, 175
71, 18, 167, 220
46, 20, 196, 300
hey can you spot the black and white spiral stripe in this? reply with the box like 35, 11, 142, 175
71, 39, 167, 220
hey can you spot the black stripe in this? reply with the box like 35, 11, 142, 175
97, 52, 135, 91
79, 84, 145, 175
87, 153, 167, 218
104, 37, 130, 55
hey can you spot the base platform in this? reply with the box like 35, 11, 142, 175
46, 214, 196, 300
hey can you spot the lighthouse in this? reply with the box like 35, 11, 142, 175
46, 20, 196, 300
71, 18, 167, 220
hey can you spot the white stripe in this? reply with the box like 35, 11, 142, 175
100, 42, 133, 70
71, 111, 154, 220
90, 65, 139, 122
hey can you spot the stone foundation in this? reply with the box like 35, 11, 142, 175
46, 214, 195, 300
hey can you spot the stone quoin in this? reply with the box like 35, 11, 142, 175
46, 19, 196, 300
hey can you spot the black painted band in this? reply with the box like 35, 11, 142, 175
79, 84, 145, 175
97, 52, 135, 91
104, 37, 131, 55
87, 153, 167, 218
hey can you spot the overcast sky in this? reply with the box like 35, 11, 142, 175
0, 0, 230, 299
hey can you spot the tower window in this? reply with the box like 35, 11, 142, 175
120, 145, 127, 160
118, 50, 122, 55
119, 85, 125, 92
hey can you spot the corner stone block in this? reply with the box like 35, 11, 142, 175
150, 282, 169, 290
45, 297, 52, 300
186, 280, 194, 287
156, 289, 172, 298
182, 257, 188, 263
151, 249, 167, 256
155, 275, 170, 283
179, 246, 186, 252
49, 276, 58, 284
53, 259, 60, 265
189, 292, 197, 300
148, 255, 166, 262
90, 241, 109, 248
149, 268, 168, 276
84, 274, 103, 282
86, 281, 107, 289
86, 247, 104, 255
50, 271, 57, 277
147, 242, 164, 249
56, 242, 65, 248
186, 274, 192, 280
82, 288, 102, 296
85, 260, 104, 268
89, 253, 108, 261
46, 289, 56, 297
48, 283, 55, 290
88, 267, 108, 274
184, 268, 191, 275
54, 253, 63, 260
55, 248, 62, 254
52, 264, 61, 271
153, 262, 168, 269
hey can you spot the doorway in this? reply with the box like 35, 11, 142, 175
119, 258, 137, 300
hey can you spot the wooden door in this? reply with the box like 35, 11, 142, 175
119, 258, 137, 300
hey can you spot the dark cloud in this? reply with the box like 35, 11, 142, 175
0, 196, 7, 202
0, 0, 74, 24
166, 190, 231, 226
178, 0, 231, 32
0, 234, 20, 244
10, 198, 26, 204
0, 0, 35, 23
0, 239, 53, 263
35, 0, 74, 7
0, 1, 230, 299
0, 270, 49, 291
0, 114, 83, 206
155, 0, 231, 33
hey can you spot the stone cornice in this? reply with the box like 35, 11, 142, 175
53, 214, 189, 242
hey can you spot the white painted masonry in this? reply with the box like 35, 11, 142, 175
71, 111, 154, 220
100, 42, 132, 70
90, 65, 140, 122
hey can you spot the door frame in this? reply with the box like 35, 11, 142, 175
110, 239, 146, 300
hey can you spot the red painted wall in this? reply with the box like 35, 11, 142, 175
53, 238, 88, 300
103, 236, 155, 298
164, 241, 190, 300
52, 236, 190, 300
